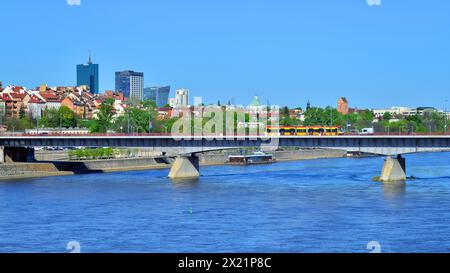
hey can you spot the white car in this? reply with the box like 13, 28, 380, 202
360, 128, 374, 135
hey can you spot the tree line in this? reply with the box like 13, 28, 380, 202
3, 101, 449, 134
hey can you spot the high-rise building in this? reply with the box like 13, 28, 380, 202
337, 97, 349, 115
175, 88, 189, 107
115, 70, 144, 101
143, 86, 171, 107
143, 87, 156, 101
77, 54, 99, 94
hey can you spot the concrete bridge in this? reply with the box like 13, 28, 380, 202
1, 134, 450, 181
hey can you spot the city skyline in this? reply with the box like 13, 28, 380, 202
1, 1, 450, 109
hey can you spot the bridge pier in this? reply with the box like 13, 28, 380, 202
0, 146, 35, 164
168, 154, 200, 179
379, 155, 407, 182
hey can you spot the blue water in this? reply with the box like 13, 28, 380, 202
1, 152, 450, 253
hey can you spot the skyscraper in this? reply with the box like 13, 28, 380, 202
143, 86, 171, 107
115, 70, 144, 101
143, 87, 156, 101
77, 54, 99, 94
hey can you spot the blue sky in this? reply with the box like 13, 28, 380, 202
1, 0, 449, 109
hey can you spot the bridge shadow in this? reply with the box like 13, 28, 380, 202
42, 161, 104, 175
154, 157, 173, 165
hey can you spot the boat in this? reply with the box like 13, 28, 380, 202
227, 151, 276, 166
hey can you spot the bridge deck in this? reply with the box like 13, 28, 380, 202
1, 135, 450, 156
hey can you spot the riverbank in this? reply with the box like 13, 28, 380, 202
1, 149, 347, 180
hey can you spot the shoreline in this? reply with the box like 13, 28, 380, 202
0, 149, 347, 181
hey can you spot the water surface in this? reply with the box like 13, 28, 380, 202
1, 152, 450, 253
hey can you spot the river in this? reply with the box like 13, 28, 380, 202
1, 152, 450, 253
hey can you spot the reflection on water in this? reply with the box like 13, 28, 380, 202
382, 181, 406, 204
1, 152, 450, 253
170, 178, 200, 189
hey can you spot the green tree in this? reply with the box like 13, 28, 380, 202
60, 106, 78, 128
354, 110, 374, 130
19, 106, 26, 119
303, 107, 326, 126
142, 100, 157, 109
90, 99, 115, 133
128, 107, 151, 133
383, 112, 392, 121
40, 106, 78, 128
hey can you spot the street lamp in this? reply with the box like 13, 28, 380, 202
445, 99, 448, 134
148, 112, 153, 134
59, 112, 62, 134
329, 107, 333, 127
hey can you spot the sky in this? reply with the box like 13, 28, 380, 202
0, 0, 449, 109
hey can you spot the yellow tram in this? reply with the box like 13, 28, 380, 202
266, 126, 343, 136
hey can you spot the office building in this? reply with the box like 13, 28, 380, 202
115, 70, 144, 101
77, 54, 99, 94
143, 86, 171, 107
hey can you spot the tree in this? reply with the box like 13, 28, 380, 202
19, 105, 26, 119
129, 108, 149, 133
142, 100, 157, 109
303, 107, 326, 126
354, 110, 374, 130
60, 106, 78, 128
281, 106, 290, 117
40, 106, 78, 128
383, 112, 392, 121
6, 118, 22, 132
90, 99, 115, 133
127, 97, 142, 107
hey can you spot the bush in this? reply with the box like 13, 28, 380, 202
69, 148, 117, 160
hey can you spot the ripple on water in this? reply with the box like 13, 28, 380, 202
1, 153, 450, 252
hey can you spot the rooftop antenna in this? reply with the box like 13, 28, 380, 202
88, 50, 92, 64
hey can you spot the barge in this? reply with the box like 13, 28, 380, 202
227, 152, 276, 166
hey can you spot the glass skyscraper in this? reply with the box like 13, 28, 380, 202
115, 70, 144, 101
143, 86, 171, 107
76, 56, 99, 94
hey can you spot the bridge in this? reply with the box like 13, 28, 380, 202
1, 134, 450, 181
